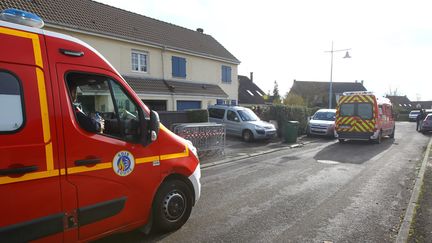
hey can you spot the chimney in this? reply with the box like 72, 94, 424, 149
250, 72, 253, 82
361, 80, 364, 84
196, 28, 204, 33
355, 80, 358, 83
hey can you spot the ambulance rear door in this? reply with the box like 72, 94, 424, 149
0, 27, 64, 242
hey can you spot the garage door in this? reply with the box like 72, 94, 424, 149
177, 100, 201, 111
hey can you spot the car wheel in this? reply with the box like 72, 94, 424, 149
389, 126, 395, 139
242, 130, 254, 142
152, 179, 193, 232
338, 139, 345, 143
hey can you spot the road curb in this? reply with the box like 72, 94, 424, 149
396, 137, 432, 243
201, 139, 318, 169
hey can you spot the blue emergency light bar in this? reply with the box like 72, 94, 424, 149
0, 8, 44, 28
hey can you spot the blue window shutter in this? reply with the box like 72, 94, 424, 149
179, 58, 186, 77
222, 66, 231, 83
172, 56, 186, 77
172, 56, 178, 76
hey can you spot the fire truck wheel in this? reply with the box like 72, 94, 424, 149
389, 126, 395, 138
374, 131, 382, 144
153, 179, 193, 232
242, 130, 254, 142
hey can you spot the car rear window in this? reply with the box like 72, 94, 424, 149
339, 103, 373, 120
208, 108, 225, 119
340, 104, 355, 116
358, 103, 373, 120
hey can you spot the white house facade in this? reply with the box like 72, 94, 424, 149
1, 0, 240, 111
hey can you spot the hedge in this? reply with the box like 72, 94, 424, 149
186, 109, 209, 123
262, 105, 316, 137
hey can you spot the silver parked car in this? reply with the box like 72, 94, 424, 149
409, 110, 421, 122
208, 105, 276, 142
306, 109, 336, 137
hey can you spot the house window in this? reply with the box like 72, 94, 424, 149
172, 56, 186, 78
222, 65, 231, 83
142, 99, 167, 111
176, 100, 201, 111
131, 50, 148, 72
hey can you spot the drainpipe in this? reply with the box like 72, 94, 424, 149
161, 46, 173, 109
161, 45, 167, 80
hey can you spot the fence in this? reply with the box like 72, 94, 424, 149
173, 123, 225, 152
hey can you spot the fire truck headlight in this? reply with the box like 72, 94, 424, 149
185, 140, 199, 159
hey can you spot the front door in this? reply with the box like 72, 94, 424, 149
57, 65, 161, 241
225, 109, 242, 136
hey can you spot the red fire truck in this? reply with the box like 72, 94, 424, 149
335, 91, 395, 144
0, 9, 201, 242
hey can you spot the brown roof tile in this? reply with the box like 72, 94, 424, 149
238, 75, 265, 105
1, 0, 239, 63
289, 80, 367, 108
124, 76, 228, 98
386, 95, 411, 106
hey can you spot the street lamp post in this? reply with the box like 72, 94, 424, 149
325, 41, 351, 108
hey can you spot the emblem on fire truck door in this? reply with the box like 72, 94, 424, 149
113, 151, 135, 176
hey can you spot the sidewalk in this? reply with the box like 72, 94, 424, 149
199, 135, 321, 169
406, 137, 432, 243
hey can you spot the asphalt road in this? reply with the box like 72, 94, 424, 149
97, 122, 431, 243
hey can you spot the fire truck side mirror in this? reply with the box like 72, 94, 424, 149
149, 110, 160, 141
141, 110, 160, 146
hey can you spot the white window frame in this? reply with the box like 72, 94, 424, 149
131, 50, 148, 73
0, 71, 24, 132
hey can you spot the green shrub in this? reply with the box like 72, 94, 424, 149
397, 113, 409, 121
186, 109, 209, 123
262, 105, 315, 137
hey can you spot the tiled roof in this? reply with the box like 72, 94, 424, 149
386, 95, 412, 106
125, 76, 228, 98
289, 80, 367, 108
238, 75, 265, 105
0, 0, 239, 63
124, 77, 169, 94
411, 101, 432, 109
290, 80, 367, 95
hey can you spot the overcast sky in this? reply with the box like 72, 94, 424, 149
95, 0, 432, 101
